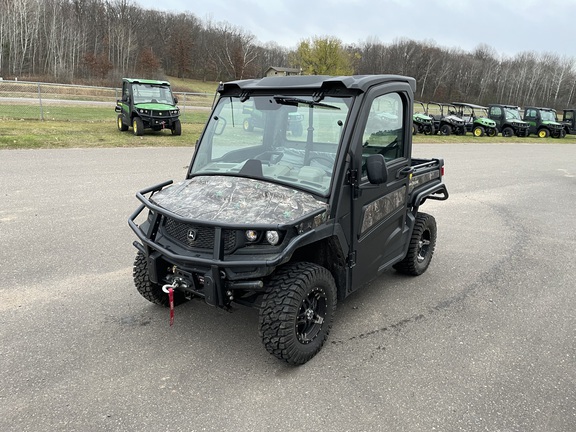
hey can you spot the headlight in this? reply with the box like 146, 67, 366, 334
245, 230, 258, 242
266, 230, 280, 245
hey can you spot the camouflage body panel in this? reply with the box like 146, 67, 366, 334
361, 186, 406, 235
151, 175, 327, 225
409, 171, 440, 193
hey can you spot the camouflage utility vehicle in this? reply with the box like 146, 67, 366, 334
129, 75, 449, 365
523, 106, 565, 138
116, 78, 181, 136
558, 109, 576, 135
487, 104, 530, 137
452, 102, 498, 137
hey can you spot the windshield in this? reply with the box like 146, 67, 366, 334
504, 107, 521, 120
541, 110, 557, 122
132, 83, 174, 104
190, 94, 351, 196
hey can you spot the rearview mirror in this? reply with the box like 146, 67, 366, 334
366, 154, 388, 184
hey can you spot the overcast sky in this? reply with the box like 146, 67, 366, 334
133, 0, 574, 58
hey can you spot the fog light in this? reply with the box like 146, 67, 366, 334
245, 230, 258, 242
266, 230, 280, 245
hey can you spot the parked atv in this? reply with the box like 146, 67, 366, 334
487, 104, 530, 137
426, 102, 466, 136
413, 101, 435, 135
523, 107, 565, 138
115, 78, 181, 136
452, 102, 498, 137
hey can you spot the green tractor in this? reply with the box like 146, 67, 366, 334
115, 78, 182, 136
412, 101, 435, 135
452, 102, 498, 137
523, 107, 565, 138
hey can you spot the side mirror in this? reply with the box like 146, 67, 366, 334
366, 154, 388, 184
173, 96, 179, 104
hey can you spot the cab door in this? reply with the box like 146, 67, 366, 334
349, 85, 412, 290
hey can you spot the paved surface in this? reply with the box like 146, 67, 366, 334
1, 144, 575, 432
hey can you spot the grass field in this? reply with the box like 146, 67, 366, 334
0, 118, 207, 149
3, 116, 575, 150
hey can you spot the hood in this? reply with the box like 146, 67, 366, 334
151, 175, 328, 225
134, 102, 176, 110
413, 113, 433, 122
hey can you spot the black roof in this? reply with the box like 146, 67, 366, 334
451, 102, 488, 110
218, 74, 416, 94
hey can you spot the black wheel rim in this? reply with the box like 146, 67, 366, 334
296, 287, 327, 344
417, 230, 431, 263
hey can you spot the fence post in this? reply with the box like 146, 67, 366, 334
181, 93, 186, 121
37, 82, 44, 121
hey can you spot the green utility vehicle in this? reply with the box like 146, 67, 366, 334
413, 101, 435, 135
116, 78, 182, 136
452, 102, 498, 137
523, 106, 565, 138
559, 109, 576, 135
129, 75, 449, 365
426, 102, 466, 136
487, 104, 530, 137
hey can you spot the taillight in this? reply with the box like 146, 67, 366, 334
441, 166, 445, 177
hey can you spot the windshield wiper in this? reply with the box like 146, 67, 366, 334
273, 96, 341, 110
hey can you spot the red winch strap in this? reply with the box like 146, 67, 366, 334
168, 287, 175, 327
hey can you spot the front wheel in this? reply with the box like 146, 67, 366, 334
133, 251, 186, 306
259, 262, 337, 365
393, 212, 437, 276
172, 119, 182, 136
439, 124, 452, 136
538, 128, 549, 138
133, 117, 144, 136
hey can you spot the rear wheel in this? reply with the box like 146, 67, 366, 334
424, 125, 434, 135
486, 127, 498, 137
259, 262, 337, 365
473, 126, 485, 137
133, 117, 144, 136
538, 128, 549, 138
394, 212, 437, 276
412, 124, 418, 135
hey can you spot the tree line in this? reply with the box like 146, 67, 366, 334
1, 0, 576, 109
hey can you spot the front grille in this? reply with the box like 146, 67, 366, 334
163, 217, 237, 252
